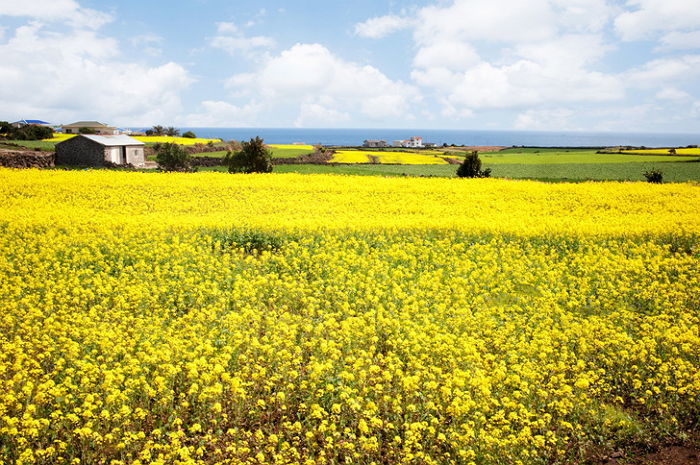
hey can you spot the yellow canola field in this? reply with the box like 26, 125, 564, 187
1, 169, 699, 465
268, 144, 315, 150
1, 170, 699, 235
331, 150, 448, 165
44, 134, 221, 145
622, 148, 700, 155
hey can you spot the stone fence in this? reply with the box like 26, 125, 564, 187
0, 150, 55, 168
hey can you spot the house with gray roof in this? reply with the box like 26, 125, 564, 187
55, 135, 145, 167
61, 121, 119, 135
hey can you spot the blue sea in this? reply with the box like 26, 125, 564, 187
131, 127, 700, 148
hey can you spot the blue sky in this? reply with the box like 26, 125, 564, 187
1, 0, 699, 132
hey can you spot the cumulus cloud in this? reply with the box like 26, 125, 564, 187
402, 1, 624, 115
0, 5, 192, 125
294, 103, 350, 128
655, 87, 690, 100
0, 0, 112, 29
209, 22, 275, 57
354, 15, 414, 39
626, 55, 700, 88
615, 0, 700, 41
514, 108, 578, 131
222, 43, 420, 126
183, 100, 262, 127
656, 30, 700, 51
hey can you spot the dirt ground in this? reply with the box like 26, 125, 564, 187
596, 445, 699, 465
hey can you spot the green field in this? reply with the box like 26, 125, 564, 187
269, 146, 316, 159
480, 148, 699, 164
6, 141, 700, 182
198, 161, 700, 182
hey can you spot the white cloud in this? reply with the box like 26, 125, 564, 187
655, 87, 691, 100
615, 0, 700, 41
656, 30, 700, 51
373, 0, 624, 119
210, 22, 275, 57
183, 100, 261, 127
514, 108, 578, 131
0, 0, 112, 29
294, 103, 350, 128
413, 41, 480, 71
130, 33, 164, 56
223, 43, 420, 126
0, 13, 192, 126
354, 15, 414, 39
414, 0, 558, 46
626, 55, 700, 88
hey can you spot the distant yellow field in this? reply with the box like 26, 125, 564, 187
268, 144, 315, 150
622, 148, 700, 155
331, 150, 448, 164
44, 134, 221, 145
330, 150, 370, 163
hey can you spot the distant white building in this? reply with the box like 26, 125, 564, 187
61, 121, 120, 135
393, 137, 424, 148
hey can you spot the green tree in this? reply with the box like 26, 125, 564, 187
0, 121, 11, 135
224, 137, 273, 173
6, 124, 54, 140
182, 130, 197, 139
151, 125, 165, 136
643, 169, 663, 183
156, 143, 192, 172
457, 151, 491, 178
165, 126, 180, 137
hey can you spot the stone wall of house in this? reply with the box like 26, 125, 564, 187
0, 150, 55, 168
55, 137, 107, 166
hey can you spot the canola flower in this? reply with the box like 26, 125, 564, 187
622, 148, 700, 156
0, 168, 698, 465
331, 150, 448, 165
268, 144, 315, 151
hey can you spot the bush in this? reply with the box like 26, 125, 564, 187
643, 169, 663, 183
79, 127, 97, 134
182, 131, 197, 139
0, 124, 53, 140
224, 136, 273, 174
457, 151, 492, 178
156, 143, 192, 172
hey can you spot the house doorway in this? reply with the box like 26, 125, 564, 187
121, 146, 127, 164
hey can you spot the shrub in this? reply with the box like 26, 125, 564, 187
224, 136, 273, 174
643, 169, 663, 184
79, 127, 97, 134
1, 124, 53, 140
457, 151, 492, 178
156, 143, 192, 172
182, 131, 196, 139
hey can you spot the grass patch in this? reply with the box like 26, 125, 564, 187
4, 140, 57, 151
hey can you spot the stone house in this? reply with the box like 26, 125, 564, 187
61, 121, 119, 135
55, 135, 145, 167
363, 139, 388, 148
